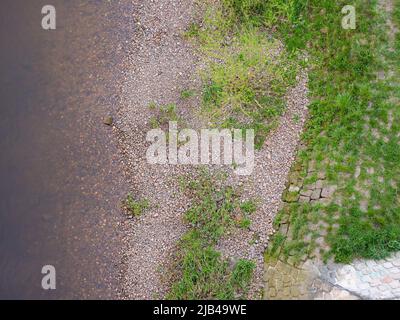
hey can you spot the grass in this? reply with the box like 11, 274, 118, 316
160, 0, 399, 298
148, 103, 184, 129
186, 0, 299, 149
181, 89, 196, 99
260, 0, 400, 263
167, 170, 256, 299
125, 194, 149, 217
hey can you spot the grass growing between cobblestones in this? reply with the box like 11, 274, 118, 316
167, 171, 256, 299
186, 0, 300, 149
264, 0, 400, 264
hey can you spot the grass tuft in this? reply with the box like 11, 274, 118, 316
125, 194, 149, 217
168, 170, 256, 299
189, 0, 299, 149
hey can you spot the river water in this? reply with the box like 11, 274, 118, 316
0, 0, 132, 299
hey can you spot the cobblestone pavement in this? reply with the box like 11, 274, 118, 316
264, 251, 400, 300
265, 0, 400, 302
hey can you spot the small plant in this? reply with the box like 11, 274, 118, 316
238, 217, 251, 229
292, 114, 300, 124
230, 259, 256, 292
149, 116, 160, 129
240, 200, 257, 214
180, 89, 195, 99
148, 103, 183, 128
184, 22, 200, 38
148, 101, 157, 110
125, 194, 149, 217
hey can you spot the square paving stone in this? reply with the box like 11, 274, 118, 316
311, 189, 322, 200
299, 196, 310, 203
300, 189, 313, 197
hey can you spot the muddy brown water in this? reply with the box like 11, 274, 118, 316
0, 1, 134, 299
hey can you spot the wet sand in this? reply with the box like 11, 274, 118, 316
0, 0, 133, 299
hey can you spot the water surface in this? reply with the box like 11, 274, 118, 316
0, 0, 132, 299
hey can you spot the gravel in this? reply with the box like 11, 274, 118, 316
116, 0, 198, 300
115, 0, 309, 299
218, 73, 309, 298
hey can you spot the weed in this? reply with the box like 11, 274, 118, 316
181, 89, 195, 99
125, 194, 149, 217
148, 103, 182, 128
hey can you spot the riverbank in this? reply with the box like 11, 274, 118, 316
115, 0, 309, 299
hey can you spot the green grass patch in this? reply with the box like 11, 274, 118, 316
188, 1, 299, 149
263, 0, 400, 263
149, 103, 182, 129
181, 89, 196, 99
125, 194, 149, 217
167, 170, 256, 299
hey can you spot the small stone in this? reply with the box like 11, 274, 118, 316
358, 282, 369, 290
315, 237, 325, 246
103, 115, 113, 126
290, 286, 300, 297
361, 275, 372, 282
392, 260, 400, 267
299, 196, 310, 203
311, 189, 322, 200
367, 167, 375, 175
319, 198, 331, 205
321, 185, 337, 198
317, 171, 326, 179
289, 185, 300, 193
308, 160, 316, 173
382, 276, 394, 284
315, 180, 324, 189
370, 278, 381, 287
279, 223, 289, 235
378, 284, 389, 292
300, 189, 313, 197
355, 166, 361, 178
